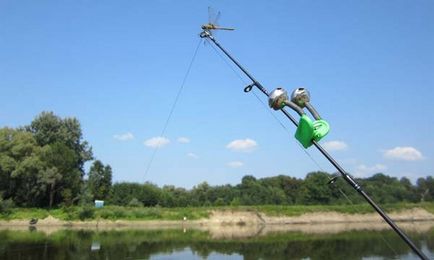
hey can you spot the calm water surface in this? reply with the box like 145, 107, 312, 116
0, 227, 433, 259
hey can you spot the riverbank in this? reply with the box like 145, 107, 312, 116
2, 202, 434, 221
1, 204, 434, 236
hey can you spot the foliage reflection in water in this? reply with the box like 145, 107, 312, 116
0, 227, 433, 259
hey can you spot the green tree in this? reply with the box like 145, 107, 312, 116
39, 142, 78, 208
297, 172, 335, 204
110, 183, 143, 205
173, 187, 190, 207
362, 173, 409, 204
27, 112, 93, 205
0, 128, 46, 206
209, 184, 237, 206
191, 182, 211, 206
260, 175, 302, 204
27, 111, 92, 171
128, 197, 144, 207
239, 175, 271, 205
399, 177, 418, 203
88, 160, 112, 201
160, 185, 177, 207
141, 182, 161, 206
417, 176, 434, 202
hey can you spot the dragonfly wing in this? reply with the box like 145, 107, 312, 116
208, 6, 216, 25
208, 6, 221, 27
214, 10, 221, 27
204, 7, 234, 34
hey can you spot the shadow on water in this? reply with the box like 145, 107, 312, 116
0, 225, 433, 259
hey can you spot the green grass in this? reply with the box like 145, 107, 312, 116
250, 202, 434, 217
0, 206, 210, 221
2, 207, 50, 220
94, 206, 210, 221
1, 202, 433, 221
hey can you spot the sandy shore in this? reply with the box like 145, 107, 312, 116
1, 208, 433, 237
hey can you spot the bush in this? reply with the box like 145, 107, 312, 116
146, 207, 162, 219
78, 207, 95, 220
128, 198, 143, 207
113, 207, 126, 218
230, 197, 241, 206
0, 197, 15, 215
214, 198, 225, 206
61, 206, 77, 221
98, 208, 114, 219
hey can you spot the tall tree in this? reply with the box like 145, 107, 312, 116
27, 112, 93, 204
88, 160, 112, 200
39, 142, 77, 207
0, 128, 45, 206
27, 111, 93, 170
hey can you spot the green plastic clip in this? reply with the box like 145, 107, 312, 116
295, 115, 314, 148
295, 115, 330, 148
313, 119, 330, 142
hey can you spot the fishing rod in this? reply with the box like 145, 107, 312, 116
199, 28, 428, 260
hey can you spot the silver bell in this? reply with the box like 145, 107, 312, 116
291, 88, 310, 108
268, 88, 289, 110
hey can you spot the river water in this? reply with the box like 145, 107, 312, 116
0, 225, 433, 259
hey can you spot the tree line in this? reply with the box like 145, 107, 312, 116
1, 112, 433, 209
108, 173, 434, 208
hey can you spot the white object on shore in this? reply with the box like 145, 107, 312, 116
95, 200, 104, 208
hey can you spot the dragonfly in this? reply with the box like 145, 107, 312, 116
201, 7, 235, 33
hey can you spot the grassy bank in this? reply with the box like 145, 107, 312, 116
249, 202, 434, 217
1, 202, 433, 221
0, 206, 210, 221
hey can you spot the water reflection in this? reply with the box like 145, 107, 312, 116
0, 225, 432, 259
150, 249, 242, 260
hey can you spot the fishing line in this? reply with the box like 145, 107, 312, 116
143, 38, 202, 179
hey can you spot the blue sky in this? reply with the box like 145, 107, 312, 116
1, 0, 433, 188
